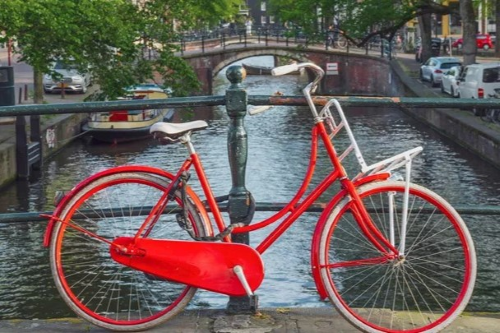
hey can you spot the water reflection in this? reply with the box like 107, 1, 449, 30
0, 56, 499, 319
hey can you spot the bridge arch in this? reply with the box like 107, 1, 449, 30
182, 45, 395, 97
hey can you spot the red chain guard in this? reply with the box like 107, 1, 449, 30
110, 237, 264, 296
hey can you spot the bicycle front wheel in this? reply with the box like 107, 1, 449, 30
50, 172, 210, 331
336, 35, 348, 49
318, 180, 476, 333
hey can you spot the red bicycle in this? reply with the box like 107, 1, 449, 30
42, 63, 476, 332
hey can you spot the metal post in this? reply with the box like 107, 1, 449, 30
225, 65, 257, 314
61, 82, 65, 99
29, 114, 42, 170
15, 115, 28, 179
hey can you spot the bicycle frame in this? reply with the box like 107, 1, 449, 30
44, 63, 404, 268
145, 99, 402, 267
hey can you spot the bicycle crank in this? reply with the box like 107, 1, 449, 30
110, 237, 265, 296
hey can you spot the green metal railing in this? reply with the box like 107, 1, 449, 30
3, 95, 500, 117
0, 203, 498, 224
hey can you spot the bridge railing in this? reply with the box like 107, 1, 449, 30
176, 27, 393, 58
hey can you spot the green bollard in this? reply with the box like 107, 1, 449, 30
225, 65, 257, 314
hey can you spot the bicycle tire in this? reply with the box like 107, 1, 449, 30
50, 171, 210, 331
336, 35, 348, 49
317, 180, 476, 333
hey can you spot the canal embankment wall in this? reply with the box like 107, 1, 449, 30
0, 113, 86, 189
390, 57, 500, 169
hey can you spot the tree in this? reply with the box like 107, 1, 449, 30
269, 0, 459, 61
418, 13, 434, 64
0, 0, 242, 103
461, 0, 477, 65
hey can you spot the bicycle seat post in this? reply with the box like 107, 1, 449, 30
179, 132, 195, 155
225, 65, 257, 315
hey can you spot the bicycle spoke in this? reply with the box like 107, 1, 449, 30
51, 172, 208, 330
320, 181, 475, 332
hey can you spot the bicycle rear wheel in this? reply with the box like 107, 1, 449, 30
50, 172, 210, 331
318, 180, 476, 333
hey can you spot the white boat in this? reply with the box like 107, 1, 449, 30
83, 84, 173, 144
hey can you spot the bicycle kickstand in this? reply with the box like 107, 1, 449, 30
233, 265, 259, 310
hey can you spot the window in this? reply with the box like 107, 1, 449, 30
270, 16, 275, 24
483, 68, 500, 83
261, 16, 267, 25
441, 62, 461, 70
261, 1, 266, 11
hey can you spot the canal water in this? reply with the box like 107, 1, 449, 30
0, 56, 499, 319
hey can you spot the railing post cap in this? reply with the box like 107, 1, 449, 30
226, 65, 246, 87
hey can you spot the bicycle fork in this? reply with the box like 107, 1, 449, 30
347, 157, 413, 259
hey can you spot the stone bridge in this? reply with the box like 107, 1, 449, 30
180, 42, 400, 97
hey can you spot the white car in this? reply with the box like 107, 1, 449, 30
43, 60, 92, 94
458, 62, 500, 116
420, 57, 462, 87
440, 65, 462, 97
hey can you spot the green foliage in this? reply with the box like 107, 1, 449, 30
0, 0, 242, 101
269, 0, 454, 46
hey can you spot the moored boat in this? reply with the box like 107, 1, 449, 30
242, 63, 301, 75
82, 84, 173, 144
242, 63, 272, 75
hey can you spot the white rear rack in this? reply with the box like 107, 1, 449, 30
320, 98, 422, 255
318, 99, 423, 182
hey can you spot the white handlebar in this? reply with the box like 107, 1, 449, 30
271, 64, 299, 76
249, 62, 324, 116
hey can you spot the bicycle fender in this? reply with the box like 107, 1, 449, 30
42, 165, 212, 247
310, 173, 390, 300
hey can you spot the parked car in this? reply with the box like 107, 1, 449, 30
452, 34, 494, 50
415, 37, 442, 62
440, 65, 462, 97
43, 60, 92, 94
458, 62, 500, 115
420, 57, 462, 87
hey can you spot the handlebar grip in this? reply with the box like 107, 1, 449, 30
271, 64, 299, 76
248, 105, 272, 116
